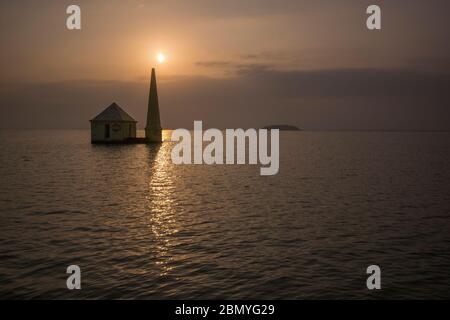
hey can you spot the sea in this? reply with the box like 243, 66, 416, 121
0, 129, 449, 299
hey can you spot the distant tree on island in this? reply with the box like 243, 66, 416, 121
262, 124, 301, 131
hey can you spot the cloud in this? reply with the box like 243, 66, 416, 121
234, 63, 273, 76
240, 51, 288, 61
195, 61, 233, 68
195, 59, 274, 76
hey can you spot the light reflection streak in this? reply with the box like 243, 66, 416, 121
145, 140, 179, 276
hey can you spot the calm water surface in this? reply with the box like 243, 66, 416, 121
0, 130, 449, 299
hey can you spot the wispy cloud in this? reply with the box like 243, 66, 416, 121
195, 59, 274, 76
195, 61, 233, 68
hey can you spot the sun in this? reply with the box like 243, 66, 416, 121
156, 53, 166, 64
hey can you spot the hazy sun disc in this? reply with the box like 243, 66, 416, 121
157, 53, 166, 64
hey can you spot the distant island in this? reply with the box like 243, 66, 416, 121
262, 124, 301, 131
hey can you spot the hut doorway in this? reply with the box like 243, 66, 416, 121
105, 124, 110, 138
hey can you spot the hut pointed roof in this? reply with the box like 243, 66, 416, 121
91, 102, 137, 122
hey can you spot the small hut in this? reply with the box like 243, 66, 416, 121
90, 102, 137, 143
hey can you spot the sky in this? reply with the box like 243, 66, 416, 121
0, 0, 449, 130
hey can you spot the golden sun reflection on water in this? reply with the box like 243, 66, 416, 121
162, 130, 172, 142
137, 129, 172, 142
145, 141, 180, 276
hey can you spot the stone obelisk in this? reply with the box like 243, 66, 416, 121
145, 68, 162, 142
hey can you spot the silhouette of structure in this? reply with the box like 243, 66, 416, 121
145, 68, 162, 142
90, 102, 137, 143
263, 124, 301, 131
90, 68, 163, 144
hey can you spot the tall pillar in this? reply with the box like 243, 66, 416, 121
145, 68, 162, 142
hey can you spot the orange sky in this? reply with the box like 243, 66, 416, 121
1, 0, 448, 83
